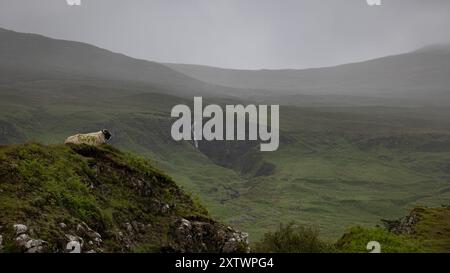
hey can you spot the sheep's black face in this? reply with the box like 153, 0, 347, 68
102, 129, 112, 141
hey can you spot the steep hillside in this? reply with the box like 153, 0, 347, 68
0, 143, 249, 253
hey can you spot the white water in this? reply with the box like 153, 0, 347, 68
191, 122, 199, 149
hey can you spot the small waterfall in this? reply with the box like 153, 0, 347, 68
191, 122, 199, 149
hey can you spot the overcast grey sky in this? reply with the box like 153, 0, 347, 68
0, 0, 449, 69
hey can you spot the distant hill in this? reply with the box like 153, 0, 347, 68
166, 45, 450, 105
0, 27, 241, 98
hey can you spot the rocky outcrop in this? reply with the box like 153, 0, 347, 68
76, 222, 103, 247
2, 217, 249, 254
382, 208, 422, 235
13, 224, 27, 235
167, 217, 250, 253
2, 222, 104, 253
61, 222, 104, 253
11, 224, 48, 253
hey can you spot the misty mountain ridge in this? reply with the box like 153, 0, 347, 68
0, 27, 243, 99
1, 27, 450, 106
166, 44, 450, 106
415, 44, 450, 53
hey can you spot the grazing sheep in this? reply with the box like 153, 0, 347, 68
65, 129, 112, 146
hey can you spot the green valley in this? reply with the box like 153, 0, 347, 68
1, 27, 450, 244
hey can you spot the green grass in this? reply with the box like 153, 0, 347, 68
335, 206, 450, 253
253, 206, 450, 253
2, 83, 450, 242
336, 226, 425, 253
0, 143, 208, 252
253, 223, 336, 253
2, 28, 450, 251
409, 207, 450, 251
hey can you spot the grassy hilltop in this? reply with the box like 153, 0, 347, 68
0, 143, 249, 253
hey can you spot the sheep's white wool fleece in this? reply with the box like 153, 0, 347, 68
65, 131, 107, 146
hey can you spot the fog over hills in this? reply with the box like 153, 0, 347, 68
2, 26, 449, 106
0, 27, 242, 99
166, 45, 450, 105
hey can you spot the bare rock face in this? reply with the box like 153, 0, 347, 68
222, 228, 250, 253
2, 222, 104, 253
62, 222, 105, 253
3, 214, 249, 254
382, 208, 422, 235
12, 224, 48, 253
13, 224, 28, 236
25, 239, 47, 253
168, 217, 250, 253
76, 222, 102, 246
15, 233, 30, 247
65, 234, 84, 253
